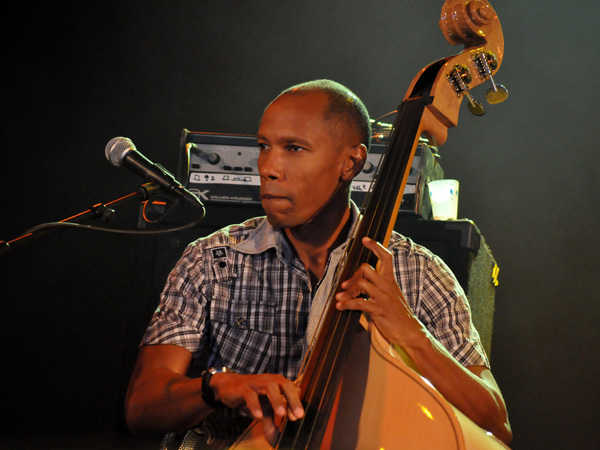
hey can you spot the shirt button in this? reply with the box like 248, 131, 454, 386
236, 317, 246, 326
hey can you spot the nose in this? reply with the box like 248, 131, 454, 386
258, 147, 284, 181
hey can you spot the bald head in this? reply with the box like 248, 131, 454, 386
270, 79, 372, 152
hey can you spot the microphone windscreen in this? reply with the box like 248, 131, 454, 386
105, 137, 135, 167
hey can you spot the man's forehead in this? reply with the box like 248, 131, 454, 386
260, 92, 328, 128
269, 90, 329, 113
258, 90, 358, 149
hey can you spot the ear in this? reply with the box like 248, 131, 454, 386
340, 144, 367, 182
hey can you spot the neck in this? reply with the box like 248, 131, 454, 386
284, 194, 352, 287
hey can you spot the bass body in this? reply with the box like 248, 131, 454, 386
231, 316, 509, 450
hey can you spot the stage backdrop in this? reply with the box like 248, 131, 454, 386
1, 1, 598, 449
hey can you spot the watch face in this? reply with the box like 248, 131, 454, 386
208, 367, 236, 375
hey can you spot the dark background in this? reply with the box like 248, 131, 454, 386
1, 1, 598, 449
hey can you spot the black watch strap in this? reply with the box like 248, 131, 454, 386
200, 367, 236, 410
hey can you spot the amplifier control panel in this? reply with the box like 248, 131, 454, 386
179, 129, 442, 218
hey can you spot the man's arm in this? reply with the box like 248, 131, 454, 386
125, 344, 209, 435
125, 344, 304, 438
335, 237, 513, 446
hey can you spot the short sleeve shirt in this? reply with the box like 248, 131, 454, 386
143, 208, 489, 379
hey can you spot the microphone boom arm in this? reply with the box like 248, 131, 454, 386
0, 182, 192, 258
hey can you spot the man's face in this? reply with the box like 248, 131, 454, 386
257, 92, 357, 229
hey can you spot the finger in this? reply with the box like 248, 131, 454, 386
339, 260, 379, 293
350, 259, 402, 304
337, 271, 398, 313
243, 389, 264, 420
361, 236, 389, 257
336, 281, 362, 301
336, 296, 361, 311
264, 381, 289, 418
362, 237, 395, 277
279, 381, 304, 420
287, 406, 299, 421
336, 268, 377, 306
355, 264, 386, 290
261, 416, 280, 447
340, 268, 364, 290
238, 405, 252, 418
336, 288, 369, 306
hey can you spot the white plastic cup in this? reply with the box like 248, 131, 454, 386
428, 179, 459, 220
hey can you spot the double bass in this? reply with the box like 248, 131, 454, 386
230, 1, 509, 448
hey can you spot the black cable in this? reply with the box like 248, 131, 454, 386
19, 206, 206, 237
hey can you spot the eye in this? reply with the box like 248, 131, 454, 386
257, 142, 269, 151
287, 145, 305, 153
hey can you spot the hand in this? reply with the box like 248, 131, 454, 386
335, 236, 423, 346
210, 372, 304, 445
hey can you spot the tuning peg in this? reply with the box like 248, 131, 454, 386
473, 52, 509, 104
486, 83, 509, 105
465, 92, 486, 116
448, 64, 486, 116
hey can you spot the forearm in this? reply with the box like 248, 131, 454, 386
125, 367, 212, 436
398, 322, 512, 445
125, 344, 304, 438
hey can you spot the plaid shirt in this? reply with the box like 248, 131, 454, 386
143, 206, 489, 379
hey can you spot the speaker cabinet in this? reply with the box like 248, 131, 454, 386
394, 218, 498, 358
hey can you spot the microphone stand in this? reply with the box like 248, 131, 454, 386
0, 183, 162, 258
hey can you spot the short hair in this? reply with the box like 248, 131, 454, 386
278, 79, 372, 151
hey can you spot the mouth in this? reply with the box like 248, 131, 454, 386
261, 193, 293, 212
261, 192, 289, 201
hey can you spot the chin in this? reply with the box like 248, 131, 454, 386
264, 209, 306, 230
265, 212, 293, 229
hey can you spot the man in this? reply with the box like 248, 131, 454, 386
125, 79, 512, 446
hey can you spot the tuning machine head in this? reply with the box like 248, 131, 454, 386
448, 64, 486, 116
473, 51, 509, 104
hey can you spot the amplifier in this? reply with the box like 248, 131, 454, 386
178, 129, 443, 219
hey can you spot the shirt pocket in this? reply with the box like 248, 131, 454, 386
209, 262, 276, 334
208, 265, 276, 373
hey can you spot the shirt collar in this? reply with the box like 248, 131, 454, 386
233, 201, 361, 261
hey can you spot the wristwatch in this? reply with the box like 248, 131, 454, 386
200, 367, 237, 410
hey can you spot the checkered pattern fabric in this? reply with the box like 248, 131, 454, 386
143, 206, 488, 378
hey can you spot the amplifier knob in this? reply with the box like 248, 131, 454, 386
362, 161, 374, 174
207, 153, 220, 165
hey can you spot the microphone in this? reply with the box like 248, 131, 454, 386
105, 137, 204, 209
